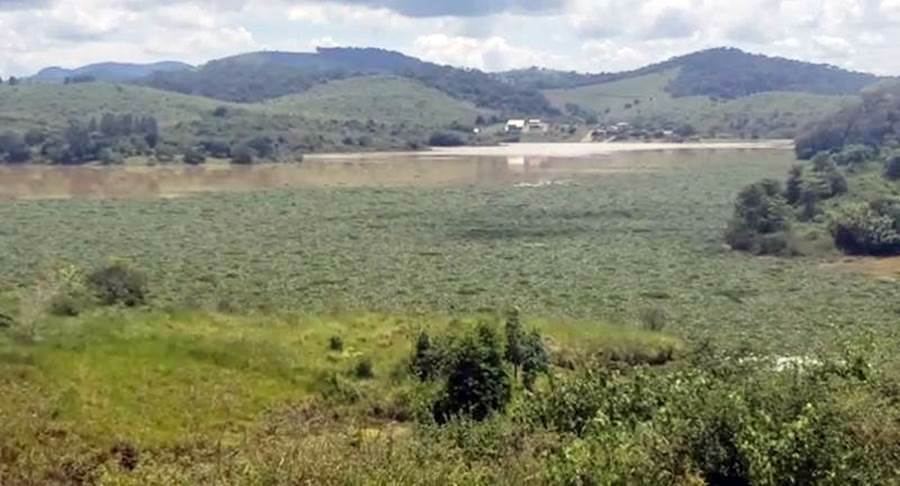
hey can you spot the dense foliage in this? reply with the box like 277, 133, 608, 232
659, 48, 878, 99
795, 82, 900, 159
724, 179, 793, 255
141, 48, 559, 116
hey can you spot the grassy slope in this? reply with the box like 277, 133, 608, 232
0, 309, 679, 447
0, 77, 481, 134
262, 75, 484, 126
545, 69, 857, 137
0, 83, 231, 131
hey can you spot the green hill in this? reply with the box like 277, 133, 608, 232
0, 83, 228, 132
261, 75, 484, 126
0, 77, 486, 163
545, 69, 857, 138
141, 47, 557, 116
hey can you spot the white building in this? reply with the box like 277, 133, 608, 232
505, 119, 526, 133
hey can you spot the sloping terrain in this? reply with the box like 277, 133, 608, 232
262, 75, 485, 126
32, 61, 193, 83
0, 83, 228, 131
140, 47, 557, 116
545, 69, 857, 137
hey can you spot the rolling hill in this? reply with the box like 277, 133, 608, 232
139, 47, 557, 116
31, 61, 192, 83
544, 69, 859, 138
261, 75, 486, 126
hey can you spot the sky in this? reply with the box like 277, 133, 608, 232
1, 0, 899, 77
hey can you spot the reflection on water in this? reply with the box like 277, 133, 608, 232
0, 149, 794, 200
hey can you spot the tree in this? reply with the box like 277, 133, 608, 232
504, 309, 525, 378
7, 76, 19, 86
231, 143, 254, 164
885, 152, 900, 181
428, 131, 465, 147
521, 330, 549, 392
5, 142, 31, 163
24, 129, 46, 147
411, 331, 440, 381
725, 179, 792, 255
182, 147, 206, 165
433, 324, 511, 423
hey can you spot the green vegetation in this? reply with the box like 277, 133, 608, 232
795, 82, 900, 159
545, 69, 856, 138
141, 47, 558, 116
4, 147, 900, 482
509, 47, 880, 98
0, 77, 488, 163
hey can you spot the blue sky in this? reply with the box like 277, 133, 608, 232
1, 0, 898, 77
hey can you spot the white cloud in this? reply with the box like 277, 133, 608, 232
1, 0, 900, 76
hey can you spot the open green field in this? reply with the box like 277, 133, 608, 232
3, 148, 900, 483
545, 70, 857, 137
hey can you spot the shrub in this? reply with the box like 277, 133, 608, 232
231, 144, 254, 165
521, 330, 549, 392
639, 306, 668, 332
428, 132, 466, 147
830, 202, 900, 255
504, 309, 525, 376
411, 331, 440, 381
885, 152, 900, 181
832, 144, 876, 167
328, 336, 344, 352
353, 359, 374, 379
433, 324, 511, 423
725, 179, 792, 255
182, 147, 206, 165
87, 261, 148, 307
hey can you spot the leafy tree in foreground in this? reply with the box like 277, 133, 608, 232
433, 324, 511, 423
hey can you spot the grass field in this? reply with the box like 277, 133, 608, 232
545, 69, 857, 137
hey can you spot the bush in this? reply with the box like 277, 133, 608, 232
830, 202, 900, 255
885, 152, 900, 181
87, 261, 148, 307
328, 336, 344, 352
231, 144, 254, 164
832, 144, 876, 167
182, 147, 206, 165
639, 306, 668, 332
725, 179, 793, 255
411, 331, 440, 381
353, 359, 374, 379
428, 132, 466, 147
433, 324, 511, 423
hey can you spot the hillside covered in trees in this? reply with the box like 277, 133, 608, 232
503, 48, 883, 99
139, 48, 558, 117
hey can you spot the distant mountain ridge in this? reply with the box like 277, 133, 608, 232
32, 61, 193, 83
22, 46, 888, 123
499, 48, 884, 99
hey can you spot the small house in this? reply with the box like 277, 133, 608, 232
505, 119, 526, 133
